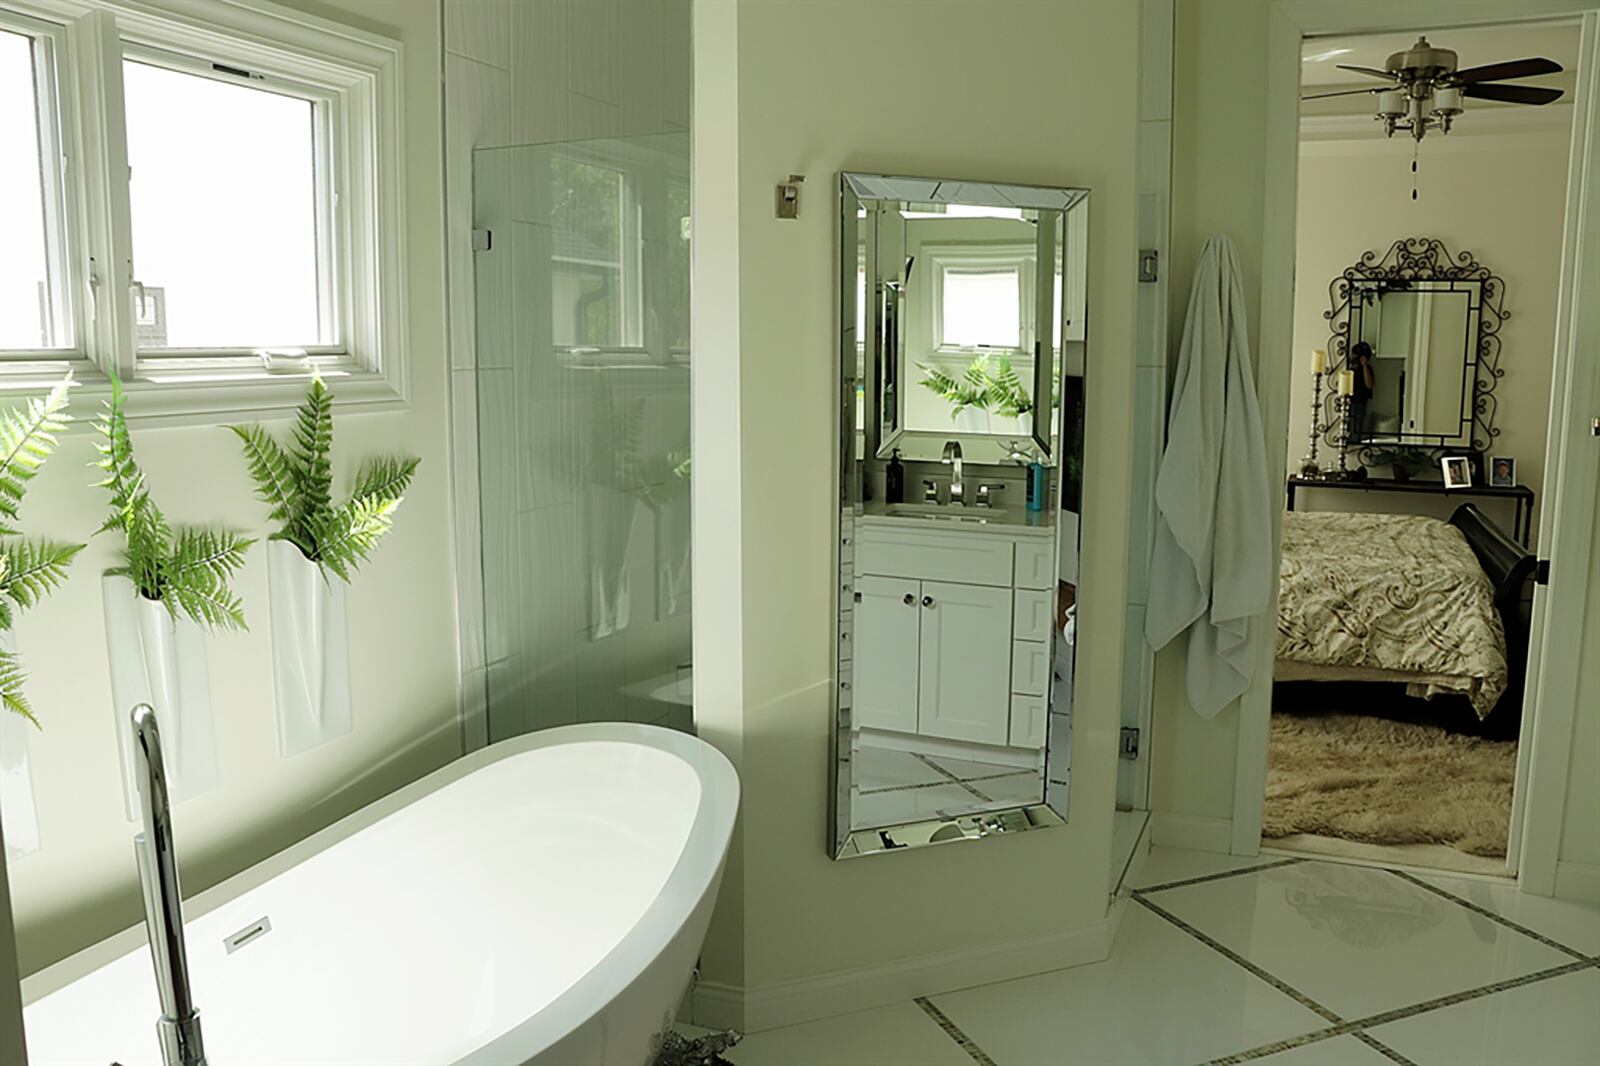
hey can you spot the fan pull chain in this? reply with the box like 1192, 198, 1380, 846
1412, 144, 1420, 201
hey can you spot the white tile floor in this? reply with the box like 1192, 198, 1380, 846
851, 745, 1044, 830
689, 847, 1600, 1065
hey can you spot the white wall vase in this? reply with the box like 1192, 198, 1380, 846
267, 540, 352, 757
103, 574, 220, 820
0, 631, 41, 860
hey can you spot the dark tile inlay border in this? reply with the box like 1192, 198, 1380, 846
1133, 894, 1345, 1027
913, 752, 1010, 802
857, 771, 1034, 797
1137, 856, 1306, 895
914, 996, 998, 1066
1386, 868, 1593, 961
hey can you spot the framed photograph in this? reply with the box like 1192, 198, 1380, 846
1489, 455, 1518, 488
1442, 455, 1473, 489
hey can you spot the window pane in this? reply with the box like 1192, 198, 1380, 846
0, 29, 56, 349
856, 266, 866, 343
666, 178, 690, 351
550, 155, 636, 349
123, 59, 322, 349
942, 268, 1020, 348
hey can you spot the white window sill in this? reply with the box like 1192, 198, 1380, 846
0, 358, 407, 427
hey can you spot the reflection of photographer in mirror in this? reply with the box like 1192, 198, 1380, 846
1348, 341, 1376, 437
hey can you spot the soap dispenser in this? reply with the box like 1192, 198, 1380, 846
886, 448, 905, 503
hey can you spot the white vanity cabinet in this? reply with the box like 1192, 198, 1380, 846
853, 520, 1054, 749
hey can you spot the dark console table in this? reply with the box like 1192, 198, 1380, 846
1286, 476, 1535, 547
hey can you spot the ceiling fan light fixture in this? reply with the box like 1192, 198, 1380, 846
1432, 86, 1464, 116
1377, 90, 1407, 117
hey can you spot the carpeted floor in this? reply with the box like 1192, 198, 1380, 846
1263, 709, 1517, 858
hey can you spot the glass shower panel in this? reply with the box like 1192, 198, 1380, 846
472, 134, 692, 744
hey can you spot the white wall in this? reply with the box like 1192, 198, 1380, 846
1286, 124, 1571, 537
692, 0, 1143, 1025
1148, 0, 1269, 841
4, 0, 458, 977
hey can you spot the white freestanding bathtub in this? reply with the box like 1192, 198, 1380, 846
22, 723, 738, 1065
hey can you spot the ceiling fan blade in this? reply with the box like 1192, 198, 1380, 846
1300, 88, 1381, 101
1335, 64, 1398, 80
1461, 82, 1565, 105
1452, 57, 1563, 83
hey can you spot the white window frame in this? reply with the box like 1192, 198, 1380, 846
0, 0, 407, 423
923, 242, 1037, 363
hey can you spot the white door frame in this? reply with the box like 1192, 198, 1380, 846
1235, 0, 1600, 899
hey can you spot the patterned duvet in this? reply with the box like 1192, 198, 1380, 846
1276, 511, 1508, 717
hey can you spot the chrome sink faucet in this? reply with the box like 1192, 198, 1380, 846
942, 440, 964, 504
131, 704, 207, 1066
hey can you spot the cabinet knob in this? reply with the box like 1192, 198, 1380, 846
922, 595, 935, 608
903, 593, 915, 606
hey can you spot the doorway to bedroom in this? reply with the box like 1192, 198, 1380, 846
1264, 20, 1580, 876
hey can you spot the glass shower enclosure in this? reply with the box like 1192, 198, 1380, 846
472, 133, 692, 743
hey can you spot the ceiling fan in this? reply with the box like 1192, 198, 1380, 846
1302, 36, 1565, 142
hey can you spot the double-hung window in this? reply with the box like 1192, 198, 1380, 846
0, 0, 405, 420
927, 244, 1037, 359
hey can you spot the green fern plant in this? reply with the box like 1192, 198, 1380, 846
917, 353, 1034, 420
95, 377, 253, 631
0, 376, 86, 726
230, 377, 419, 582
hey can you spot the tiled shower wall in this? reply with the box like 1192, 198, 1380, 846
444, 0, 692, 747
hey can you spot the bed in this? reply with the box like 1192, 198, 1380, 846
1276, 504, 1535, 723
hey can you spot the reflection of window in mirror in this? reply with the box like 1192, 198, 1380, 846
856, 261, 867, 350
941, 268, 1021, 349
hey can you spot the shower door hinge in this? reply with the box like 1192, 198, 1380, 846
1119, 727, 1141, 760
471, 228, 493, 252
1138, 249, 1159, 283
1535, 559, 1551, 585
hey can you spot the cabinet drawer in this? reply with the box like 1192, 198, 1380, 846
857, 524, 1014, 586
1012, 588, 1052, 642
1014, 540, 1055, 590
1009, 694, 1047, 749
1011, 640, 1050, 697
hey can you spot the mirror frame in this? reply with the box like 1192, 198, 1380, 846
830, 172, 1088, 860
1322, 237, 1508, 456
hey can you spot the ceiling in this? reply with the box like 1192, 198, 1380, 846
1300, 21, 1580, 115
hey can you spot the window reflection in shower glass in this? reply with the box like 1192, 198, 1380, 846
666, 178, 690, 353
550, 155, 640, 350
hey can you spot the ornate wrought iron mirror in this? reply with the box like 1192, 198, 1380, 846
1322, 237, 1507, 458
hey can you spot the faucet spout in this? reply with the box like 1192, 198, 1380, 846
131, 704, 207, 1066
941, 440, 964, 504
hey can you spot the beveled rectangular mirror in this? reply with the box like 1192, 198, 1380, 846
831, 173, 1089, 859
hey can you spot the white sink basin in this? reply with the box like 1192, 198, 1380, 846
885, 503, 1009, 522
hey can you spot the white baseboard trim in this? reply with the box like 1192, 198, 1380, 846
692, 915, 1115, 1033
1553, 860, 1600, 903
1149, 812, 1235, 854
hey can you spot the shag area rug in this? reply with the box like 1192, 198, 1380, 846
1263, 710, 1516, 858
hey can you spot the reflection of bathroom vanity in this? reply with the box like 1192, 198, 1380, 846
850, 515, 1054, 751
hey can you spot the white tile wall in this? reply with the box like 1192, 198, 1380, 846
443, 0, 693, 746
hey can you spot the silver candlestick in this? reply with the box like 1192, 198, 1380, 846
1298, 370, 1325, 478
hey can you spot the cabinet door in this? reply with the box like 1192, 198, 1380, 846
853, 575, 921, 733
917, 581, 1013, 745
